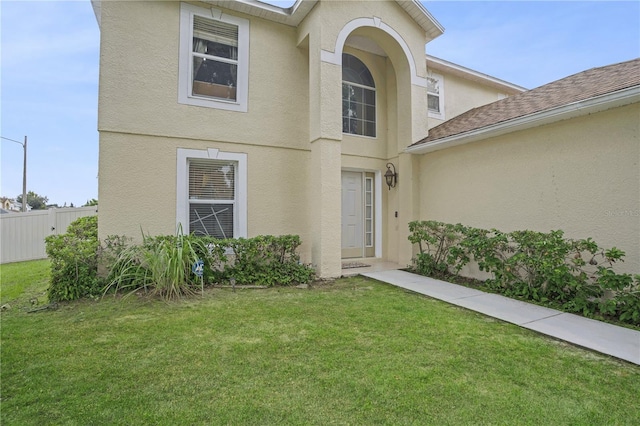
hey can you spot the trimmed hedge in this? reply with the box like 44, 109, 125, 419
201, 234, 315, 287
104, 233, 315, 300
408, 220, 640, 325
46, 215, 315, 302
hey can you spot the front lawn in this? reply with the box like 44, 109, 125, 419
0, 259, 50, 305
1, 265, 639, 424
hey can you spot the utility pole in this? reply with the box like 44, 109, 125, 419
1, 135, 28, 211
22, 136, 27, 212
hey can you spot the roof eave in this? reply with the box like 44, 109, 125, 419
205, 1, 444, 38
427, 55, 527, 93
203, 0, 317, 26
398, 1, 445, 41
91, 0, 101, 27
92, 1, 444, 39
406, 86, 640, 155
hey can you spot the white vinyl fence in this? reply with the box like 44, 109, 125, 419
0, 207, 98, 264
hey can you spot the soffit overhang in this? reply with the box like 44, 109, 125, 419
427, 55, 527, 94
91, 0, 445, 41
204, 0, 444, 39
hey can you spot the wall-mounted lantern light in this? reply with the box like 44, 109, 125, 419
384, 162, 397, 190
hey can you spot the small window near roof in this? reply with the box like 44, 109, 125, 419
342, 54, 376, 138
192, 16, 239, 101
179, 3, 249, 112
427, 72, 445, 119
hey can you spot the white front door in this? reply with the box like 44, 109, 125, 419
341, 171, 375, 259
342, 171, 363, 258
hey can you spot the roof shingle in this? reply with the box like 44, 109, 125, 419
412, 58, 640, 147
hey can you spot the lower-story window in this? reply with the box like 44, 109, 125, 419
189, 159, 236, 238
177, 148, 247, 238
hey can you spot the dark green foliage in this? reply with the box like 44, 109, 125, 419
408, 221, 468, 276
105, 234, 315, 299
17, 190, 48, 210
45, 216, 101, 301
408, 220, 640, 326
201, 234, 315, 286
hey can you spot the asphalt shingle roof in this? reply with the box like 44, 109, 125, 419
412, 58, 640, 147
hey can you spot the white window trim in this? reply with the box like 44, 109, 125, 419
178, 3, 250, 112
177, 148, 247, 238
427, 71, 445, 120
364, 176, 374, 248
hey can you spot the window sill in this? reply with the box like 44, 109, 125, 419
343, 132, 378, 140
428, 111, 445, 120
178, 92, 246, 112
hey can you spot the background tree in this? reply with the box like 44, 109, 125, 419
17, 191, 49, 210
83, 198, 98, 207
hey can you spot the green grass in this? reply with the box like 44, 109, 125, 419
0, 259, 50, 305
1, 265, 639, 425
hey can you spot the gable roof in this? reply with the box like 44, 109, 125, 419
408, 58, 640, 154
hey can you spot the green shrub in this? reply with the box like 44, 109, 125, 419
408, 220, 640, 326
45, 215, 101, 302
408, 221, 468, 277
104, 234, 315, 299
202, 235, 315, 286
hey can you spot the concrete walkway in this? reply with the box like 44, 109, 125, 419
361, 269, 640, 365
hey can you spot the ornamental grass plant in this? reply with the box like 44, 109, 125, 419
105, 232, 207, 300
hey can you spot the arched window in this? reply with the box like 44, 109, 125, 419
342, 54, 376, 137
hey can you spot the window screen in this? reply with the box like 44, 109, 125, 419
342, 54, 376, 137
427, 76, 441, 113
191, 15, 239, 101
188, 159, 236, 238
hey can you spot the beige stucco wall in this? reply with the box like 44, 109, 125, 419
98, 1, 309, 149
417, 103, 640, 274
98, 131, 314, 261
97, 0, 437, 276
427, 69, 516, 129
300, 0, 428, 78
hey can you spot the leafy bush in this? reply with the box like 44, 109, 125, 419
407, 221, 468, 277
104, 233, 315, 299
45, 215, 101, 302
202, 235, 315, 286
408, 220, 640, 326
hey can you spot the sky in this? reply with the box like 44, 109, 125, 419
1, 0, 638, 207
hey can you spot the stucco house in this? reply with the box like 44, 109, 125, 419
408, 58, 640, 274
92, 0, 639, 278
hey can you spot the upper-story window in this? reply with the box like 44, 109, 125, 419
342, 54, 376, 138
427, 72, 445, 120
178, 3, 249, 112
